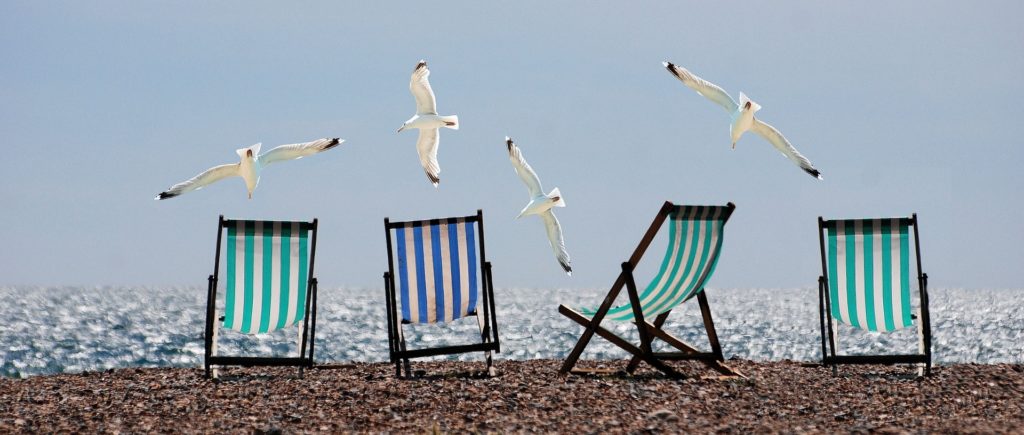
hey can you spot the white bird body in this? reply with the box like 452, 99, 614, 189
236, 144, 261, 197
729, 92, 760, 148
506, 137, 571, 275
663, 61, 822, 179
518, 187, 565, 218
398, 60, 459, 186
156, 137, 341, 200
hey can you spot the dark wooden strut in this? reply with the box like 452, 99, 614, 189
817, 215, 932, 375
912, 213, 932, 376
558, 202, 673, 374
559, 201, 743, 379
817, 216, 838, 367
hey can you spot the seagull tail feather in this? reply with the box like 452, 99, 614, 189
548, 187, 566, 208
441, 115, 459, 130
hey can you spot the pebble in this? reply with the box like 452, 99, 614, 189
0, 360, 1022, 432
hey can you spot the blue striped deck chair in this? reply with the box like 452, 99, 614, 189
817, 214, 932, 375
204, 216, 320, 378
559, 202, 742, 378
383, 210, 500, 378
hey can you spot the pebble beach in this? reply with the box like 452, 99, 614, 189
2, 359, 1022, 433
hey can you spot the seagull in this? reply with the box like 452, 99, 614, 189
662, 61, 822, 180
397, 60, 459, 187
155, 137, 342, 200
506, 136, 572, 275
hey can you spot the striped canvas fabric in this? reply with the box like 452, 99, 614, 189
223, 220, 311, 335
583, 205, 728, 322
825, 219, 914, 332
393, 218, 479, 324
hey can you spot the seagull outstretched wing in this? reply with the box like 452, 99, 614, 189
416, 129, 441, 186
156, 163, 239, 200
540, 211, 572, 275
750, 119, 822, 179
258, 138, 342, 167
506, 137, 544, 197
663, 62, 739, 113
410, 60, 437, 115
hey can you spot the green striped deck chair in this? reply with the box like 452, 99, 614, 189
559, 202, 742, 378
383, 210, 500, 378
817, 215, 932, 375
204, 216, 320, 378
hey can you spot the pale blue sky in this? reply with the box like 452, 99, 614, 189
1, 1, 1021, 290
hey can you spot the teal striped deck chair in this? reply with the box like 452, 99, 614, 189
204, 216, 320, 378
817, 215, 932, 375
559, 202, 742, 378
383, 210, 500, 378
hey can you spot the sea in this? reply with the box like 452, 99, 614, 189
1, 286, 1021, 378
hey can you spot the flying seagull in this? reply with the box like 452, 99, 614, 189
155, 137, 342, 200
397, 60, 460, 187
663, 61, 822, 179
506, 136, 572, 275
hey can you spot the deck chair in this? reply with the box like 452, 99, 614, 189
817, 215, 932, 375
559, 201, 741, 378
204, 216, 319, 378
382, 210, 500, 378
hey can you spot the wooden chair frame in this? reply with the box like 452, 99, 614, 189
559, 201, 742, 378
204, 215, 319, 379
817, 214, 932, 375
383, 209, 500, 378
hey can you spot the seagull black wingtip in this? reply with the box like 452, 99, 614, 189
506, 136, 514, 153
323, 138, 341, 150
663, 61, 680, 78
156, 191, 177, 200
804, 168, 823, 180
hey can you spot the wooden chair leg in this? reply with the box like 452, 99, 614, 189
696, 292, 723, 361
626, 312, 671, 373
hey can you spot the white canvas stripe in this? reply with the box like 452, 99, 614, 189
439, 223, 454, 322
232, 220, 246, 331
456, 219, 470, 316
404, 223, 420, 323
286, 222, 300, 326
268, 221, 282, 330
641, 216, 684, 311
872, 220, 885, 331
683, 207, 721, 302
890, 219, 906, 328
834, 224, 850, 325
853, 220, 868, 329
648, 212, 694, 315
251, 221, 264, 334
660, 207, 717, 313
421, 225, 436, 323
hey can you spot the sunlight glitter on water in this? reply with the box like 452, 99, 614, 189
0, 286, 1021, 377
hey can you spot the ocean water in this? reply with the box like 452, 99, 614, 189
0, 286, 1021, 378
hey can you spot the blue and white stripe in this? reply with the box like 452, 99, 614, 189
394, 218, 479, 324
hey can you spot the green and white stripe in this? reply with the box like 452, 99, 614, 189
582, 205, 728, 322
224, 220, 310, 334
826, 218, 914, 332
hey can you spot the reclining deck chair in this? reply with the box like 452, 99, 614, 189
559, 201, 741, 378
383, 210, 500, 378
204, 216, 319, 378
817, 215, 932, 375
